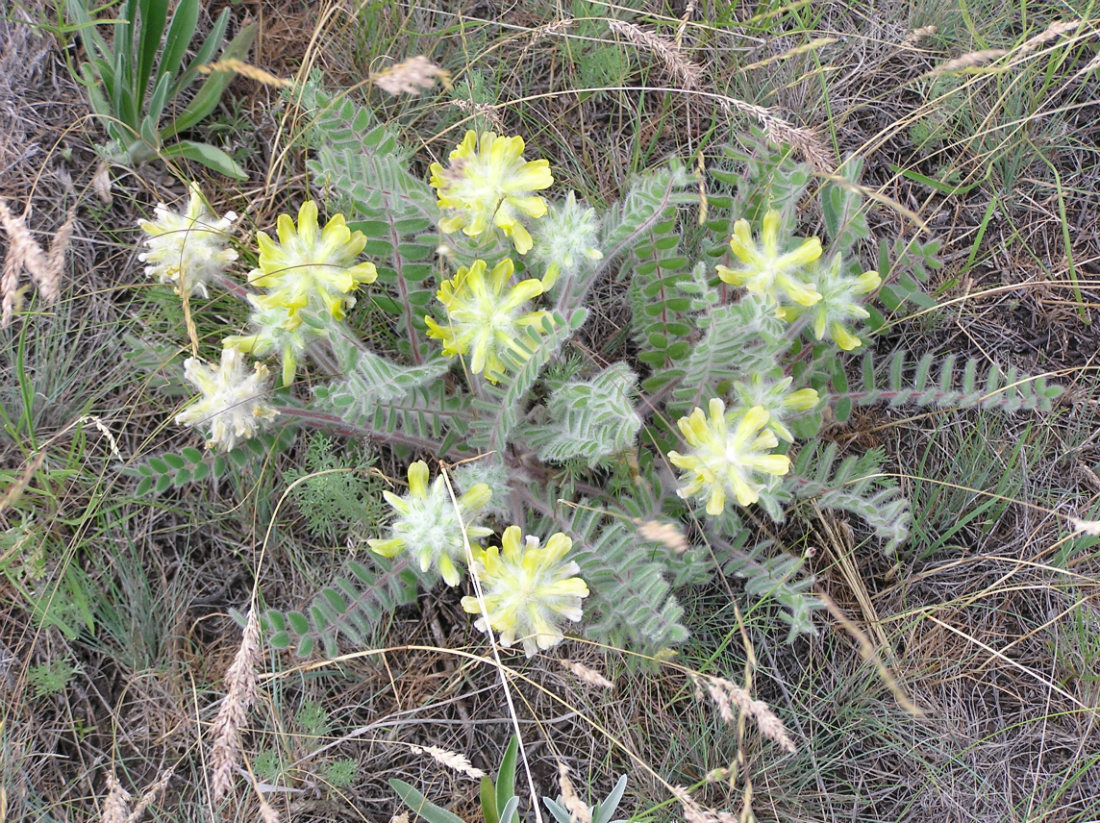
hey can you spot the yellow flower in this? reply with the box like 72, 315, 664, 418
668, 400, 790, 515
430, 130, 553, 254
716, 210, 822, 307
461, 525, 590, 657
368, 461, 493, 587
175, 348, 277, 451
138, 183, 237, 297
249, 201, 377, 322
223, 296, 317, 387
731, 375, 820, 442
779, 258, 880, 351
425, 258, 551, 383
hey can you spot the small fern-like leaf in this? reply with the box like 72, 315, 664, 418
838, 351, 1062, 413
525, 362, 642, 467
467, 310, 587, 454
128, 428, 296, 495
788, 442, 910, 553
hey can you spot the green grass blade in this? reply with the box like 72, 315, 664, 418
160, 140, 247, 179
166, 21, 256, 137
156, 0, 199, 84
134, 0, 167, 108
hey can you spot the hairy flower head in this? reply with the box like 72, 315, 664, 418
425, 258, 551, 383
716, 210, 822, 307
461, 525, 590, 657
223, 296, 320, 387
430, 130, 553, 254
668, 400, 790, 515
731, 375, 820, 442
138, 184, 237, 297
175, 348, 277, 451
778, 258, 881, 351
368, 461, 493, 586
249, 201, 377, 322
528, 190, 603, 290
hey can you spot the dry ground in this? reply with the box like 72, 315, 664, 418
2, 2, 1100, 822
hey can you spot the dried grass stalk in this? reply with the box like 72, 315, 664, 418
101, 774, 132, 823
198, 58, 293, 88
690, 673, 797, 753
0, 196, 65, 326
608, 19, 704, 89
634, 519, 689, 554
125, 769, 172, 822
904, 25, 937, 44
259, 799, 281, 823
411, 744, 486, 779
717, 96, 833, 173
1018, 19, 1080, 54
450, 99, 505, 130
670, 785, 737, 823
557, 763, 592, 823
372, 56, 451, 96
209, 608, 262, 804
559, 658, 615, 689
931, 49, 1008, 74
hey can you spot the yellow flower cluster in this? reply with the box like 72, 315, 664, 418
668, 399, 791, 516
717, 209, 880, 351
462, 525, 590, 657
425, 258, 551, 383
430, 130, 553, 254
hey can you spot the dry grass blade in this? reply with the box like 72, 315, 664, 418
690, 673, 797, 753
0, 195, 61, 326
410, 744, 486, 779
371, 56, 451, 96
198, 58, 293, 88
559, 658, 615, 689
209, 608, 262, 804
607, 19, 704, 90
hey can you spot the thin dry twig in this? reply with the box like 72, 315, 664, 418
209, 608, 262, 804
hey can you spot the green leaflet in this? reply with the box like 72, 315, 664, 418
525, 362, 642, 467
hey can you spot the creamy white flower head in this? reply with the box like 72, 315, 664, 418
461, 525, 590, 657
138, 184, 237, 297
175, 348, 277, 451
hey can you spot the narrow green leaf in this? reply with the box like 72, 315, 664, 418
496, 736, 518, 818
389, 779, 467, 823
480, 776, 498, 823
135, 0, 168, 108
171, 8, 231, 95
160, 140, 248, 179
157, 0, 200, 84
167, 22, 257, 137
